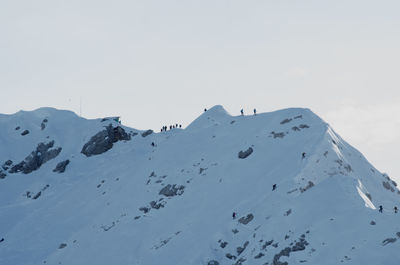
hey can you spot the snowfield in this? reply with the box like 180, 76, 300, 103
0, 105, 399, 265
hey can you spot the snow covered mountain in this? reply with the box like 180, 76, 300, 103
0, 106, 399, 265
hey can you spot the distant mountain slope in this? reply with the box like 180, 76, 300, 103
0, 106, 399, 265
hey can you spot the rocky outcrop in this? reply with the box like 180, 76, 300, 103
159, 184, 185, 197
141, 130, 153, 137
238, 214, 254, 225
21, 130, 29, 136
81, 124, 131, 157
9, 141, 62, 174
238, 147, 253, 159
207, 261, 219, 265
53, 160, 70, 173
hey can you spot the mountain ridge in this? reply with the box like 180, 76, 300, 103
0, 106, 399, 265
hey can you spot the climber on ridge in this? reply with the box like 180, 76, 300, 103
302, 152, 306, 159
254, 108, 256, 115
241, 109, 244, 116
272, 184, 277, 191
394, 206, 398, 213
379, 205, 383, 213
232, 212, 236, 219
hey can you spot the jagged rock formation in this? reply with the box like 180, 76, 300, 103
9, 141, 62, 174
53, 160, 70, 173
81, 124, 131, 157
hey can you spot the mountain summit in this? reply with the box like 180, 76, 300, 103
0, 106, 399, 265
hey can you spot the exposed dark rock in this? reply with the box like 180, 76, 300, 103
15, 126, 20, 130
291, 126, 300, 131
53, 160, 70, 173
32, 191, 41, 200
81, 124, 131, 157
134, 216, 140, 220
294, 115, 302, 119
284, 209, 292, 216
21, 130, 30, 136
159, 184, 185, 197
396, 232, 400, 238
141, 130, 153, 137
280, 118, 292, 124
365, 193, 372, 201
232, 229, 239, 234
299, 124, 310, 129
234, 258, 246, 265
238, 147, 253, 159
271, 131, 285, 138
199, 167, 207, 174
58, 243, 67, 249
220, 241, 228, 248
150, 200, 165, 209
236, 241, 249, 255
382, 238, 397, 246
207, 261, 219, 265
273, 247, 291, 265
9, 141, 62, 174
254, 253, 265, 259
262, 240, 274, 250
4, 160, 12, 166
291, 239, 309, 252
370, 221, 376, 225
41, 122, 46, 130
300, 181, 314, 193
383, 181, 395, 192
0, 170, 6, 179
139, 207, 150, 213
225, 253, 236, 260
238, 214, 254, 225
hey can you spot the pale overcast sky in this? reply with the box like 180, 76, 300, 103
1, 0, 399, 180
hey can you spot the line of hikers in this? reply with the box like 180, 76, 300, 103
204, 108, 257, 116
160, 124, 182, 132
379, 205, 398, 213
241, 108, 257, 116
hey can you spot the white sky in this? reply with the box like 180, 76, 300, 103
1, 0, 399, 181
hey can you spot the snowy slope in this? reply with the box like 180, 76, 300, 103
0, 106, 399, 265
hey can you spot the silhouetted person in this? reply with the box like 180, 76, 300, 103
204, 108, 207, 112
232, 212, 236, 219
170, 125, 172, 130
179, 124, 182, 128
0, 238, 4, 243
151, 142, 155, 147
254, 108, 256, 115
379, 205, 383, 213
302, 152, 306, 159
395, 206, 398, 213
241, 109, 244, 116
272, 184, 277, 191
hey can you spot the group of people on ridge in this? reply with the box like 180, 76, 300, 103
160, 124, 182, 132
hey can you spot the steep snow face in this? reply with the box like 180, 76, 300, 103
0, 106, 400, 265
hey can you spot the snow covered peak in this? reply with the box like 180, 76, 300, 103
186, 105, 231, 130
1, 106, 400, 265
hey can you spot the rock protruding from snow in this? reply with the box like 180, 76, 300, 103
238, 147, 253, 159
53, 160, 70, 173
9, 141, 62, 174
141, 130, 153, 137
81, 124, 131, 157
238, 214, 254, 225
159, 184, 185, 197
